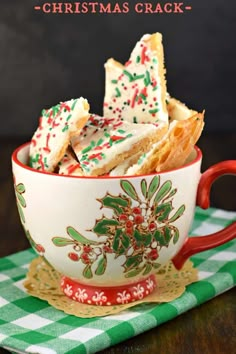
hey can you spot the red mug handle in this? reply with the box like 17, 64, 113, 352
172, 160, 236, 269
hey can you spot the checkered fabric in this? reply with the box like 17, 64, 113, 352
0, 207, 236, 354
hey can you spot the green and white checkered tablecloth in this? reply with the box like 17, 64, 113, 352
0, 207, 236, 354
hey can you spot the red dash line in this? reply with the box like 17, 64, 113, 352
185, 6, 192, 10
34, 6, 41, 11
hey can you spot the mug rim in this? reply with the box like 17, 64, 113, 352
12, 141, 202, 180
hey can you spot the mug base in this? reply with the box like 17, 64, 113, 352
61, 275, 157, 306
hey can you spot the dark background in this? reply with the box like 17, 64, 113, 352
0, 3, 235, 353
0, 0, 236, 138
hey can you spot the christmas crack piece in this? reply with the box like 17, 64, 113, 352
29, 98, 90, 172
104, 33, 168, 124
124, 113, 205, 175
71, 114, 168, 176
58, 149, 83, 176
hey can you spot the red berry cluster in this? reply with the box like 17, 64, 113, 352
68, 245, 93, 263
147, 249, 159, 261
118, 207, 145, 236
119, 207, 157, 236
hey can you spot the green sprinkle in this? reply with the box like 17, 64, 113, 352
133, 117, 137, 123
71, 99, 77, 111
123, 70, 134, 82
91, 140, 96, 147
149, 109, 159, 114
52, 104, 60, 117
114, 138, 124, 145
43, 157, 48, 167
62, 125, 69, 132
82, 146, 92, 154
115, 87, 121, 97
81, 164, 90, 172
133, 74, 145, 81
96, 138, 104, 146
144, 71, 151, 86
81, 155, 88, 161
117, 129, 126, 133
66, 114, 72, 121
111, 79, 118, 84
136, 55, 140, 63
104, 132, 110, 138
139, 93, 147, 101
41, 109, 47, 116
153, 86, 158, 91
138, 153, 146, 165
153, 58, 158, 63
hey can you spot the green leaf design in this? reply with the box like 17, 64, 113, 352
93, 218, 119, 235
142, 263, 152, 275
168, 205, 186, 223
163, 225, 172, 243
24, 228, 36, 248
112, 229, 130, 255
141, 179, 147, 198
155, 202, 173, 222
147, 176, 160, 200
173, 228, 179, 244
124, 254, 143, 271
154, 180, 172, 204
120, 180, 139, 201
83, 264, 93, 279
125, 267, 144, 278
95, 256, 107, 275
122, 234, 130, 249
153, 229, 167, 246
67, 227, 98, 245
101, 195, 129, 215
17, 203, 25, 223
112, 229, 122, 253
52, 237, 75, 247
134, 230, 152, 247
16, 192, 26, 208
164, 188, 177, 200
152, 262, 161, 269
16, 183, 25, 194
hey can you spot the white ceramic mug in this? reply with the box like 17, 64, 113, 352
12, 143, 236, 305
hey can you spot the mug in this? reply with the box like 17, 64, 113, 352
12, 143, 236, 306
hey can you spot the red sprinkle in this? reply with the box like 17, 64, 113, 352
43, 133, 51, 153
152, 79, 157, 87
38, 154, 45, 171
67, 164, 81, 174
125, 60, 132, 67
131, 88, 139, 108
31, 139, 37, 147
141, 46, 147, 64
141, 87, 148, 97
113, 121, 123, 128
60, 102, 71, 112
89, 153, 103, 160
110, 135, 125, 141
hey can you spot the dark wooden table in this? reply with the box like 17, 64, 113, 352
0, 136, 235, 354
